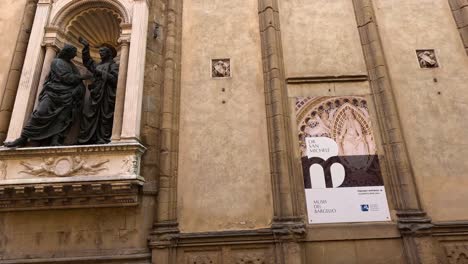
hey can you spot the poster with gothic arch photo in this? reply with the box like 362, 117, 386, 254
295, 96, 391, 224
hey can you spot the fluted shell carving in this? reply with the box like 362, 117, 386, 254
66, 7, 122, 48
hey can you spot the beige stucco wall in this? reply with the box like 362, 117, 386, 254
374, 0, 468, 221
177, 0, 273, 232
0, 0, 28, 106
279, 0, 367, 78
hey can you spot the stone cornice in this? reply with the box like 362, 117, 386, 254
148, 219, 306, 250
0, 252, 151, 264
432, 221, 468, 236
0, 178, 143, 211
287, 74, 368, 84
0, 142, 146, 158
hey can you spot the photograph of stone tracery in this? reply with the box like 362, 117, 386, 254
0, 0, 467, 263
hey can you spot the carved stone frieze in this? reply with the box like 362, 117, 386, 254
0, 143, 145, 180
234, 252, 270, 264
189, 255, 216, 264
20, 156, 109, 177
121, 155, 140, 175
444, 243, 468, 264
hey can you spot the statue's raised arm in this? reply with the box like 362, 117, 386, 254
78, 37, 97, 74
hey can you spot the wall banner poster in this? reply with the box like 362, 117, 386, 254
295, 96, 391, 224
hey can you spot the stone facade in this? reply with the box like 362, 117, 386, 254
0, 0, 467, 263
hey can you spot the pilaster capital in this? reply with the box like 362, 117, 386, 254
42, 41, 60, 52
38, 0, 52, 5
118, 35, 131, 45
133, 0, 150, 7
271, 216, 306, 238
397, 210, 433, 236
148, 221, 180, 249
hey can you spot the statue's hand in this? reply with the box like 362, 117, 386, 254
78, 36, 89, 47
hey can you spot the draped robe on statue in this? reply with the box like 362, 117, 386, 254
78, 46, 119, 144
21, 58, 85, 143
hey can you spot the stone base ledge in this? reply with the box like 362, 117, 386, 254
0, 142, 146, 211
0, 177, 144, 211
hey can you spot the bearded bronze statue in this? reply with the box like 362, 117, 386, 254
4, 44, 88, 148
77, 37, 119, 145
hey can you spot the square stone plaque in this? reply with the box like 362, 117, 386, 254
416, 49, 439, 68
212, 58, 231, 78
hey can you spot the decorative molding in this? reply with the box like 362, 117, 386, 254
0, 252, 151, 264
0, 142, 146, 158
149, 225, 304, 250
287, 74, 368, 84
271, 216, 306, 236
189, 255, 216, 264
0, 179, 143, 211
51, 0, 131, 27
432, 221, 468, 236
20, 156, 109, 177
121, 155, 139, 175
234, 252, 270, 264
397, 213, 433, 236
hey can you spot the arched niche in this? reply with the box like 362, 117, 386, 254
0, 0, 149, 210
6, 0, 149, 144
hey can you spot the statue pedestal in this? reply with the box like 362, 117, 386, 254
0, 142, 146, 211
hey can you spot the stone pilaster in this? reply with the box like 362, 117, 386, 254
352, 0, 436, 263
258, 0, 305, 263
0, 0, 38, 142
449, 0, 468, 55
121, 0, 150, 142
148, 0, 182, 262
5, 0, 51, 141
112, 37, 130, 142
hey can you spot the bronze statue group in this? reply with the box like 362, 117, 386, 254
3, 37, 118, 148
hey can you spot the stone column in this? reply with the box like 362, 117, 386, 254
111, 39, 130, 141
5, 0, 51, 141
33, 44, 57, 108
120, 0, 149, 142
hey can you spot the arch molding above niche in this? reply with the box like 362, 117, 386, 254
50, 0, 132, 27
